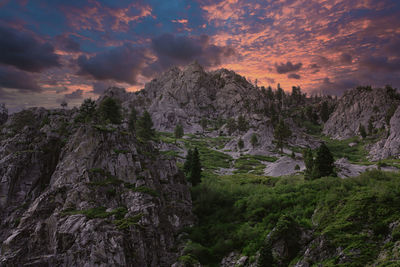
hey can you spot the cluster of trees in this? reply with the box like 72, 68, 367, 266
226, 115, 249, 135
303, 143, 335, 179
75, 97, 156, 141
184, 148, 202, 186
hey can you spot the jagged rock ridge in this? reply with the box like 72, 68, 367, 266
0, 108, 193, 266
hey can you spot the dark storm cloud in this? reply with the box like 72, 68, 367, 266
91, 81, 112, 94
149, 33, 235, 72
359, 56, 400, 72
0, 66, 41, 91
0, 25, 60, 72
288, 73, 301, 79
339, 53, 352, 64
318, 77, 358, 96
55, 34, 81, 52
77, 44, 149, 84
275, 61, 302, 74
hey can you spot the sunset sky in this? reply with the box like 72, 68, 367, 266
0, 0, 399, 111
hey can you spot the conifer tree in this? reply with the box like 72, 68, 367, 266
200, 117, 207, 132
184, 149, 193, 175
274, 119, 292, 152
359, 123, 367, 139
98, 97, 122, 124
251, 133, 258, 148
174, 123, 184, 142
77, 98, 96, 123
238, 138, 244, 150
226, 118, 237, 135
321, 101, 330, 123
128, 106, 137, 131
237, 115, 248, 132
313, 143, 335, 178
303, 148, 314, 180
136, 110, 155, 140
189, 148, 202, 186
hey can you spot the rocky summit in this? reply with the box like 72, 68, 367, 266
0, 63, 400, 266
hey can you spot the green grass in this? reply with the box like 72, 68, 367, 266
184, 170, 400, 266
114, 213, 143, 229
62, 206, 127, 220
322, 136, 369, 163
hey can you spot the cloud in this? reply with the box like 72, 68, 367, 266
55, 34, 80, 52
317, 77, 358, 96
288, 73, 301, 79
148, 33, 235, 73
339, 53, 352, 64
64, 89, 84, 99
77, 44, 150, 84
359, 56, 400, 72
0, 66, 41, 91
275, 61, 302, 74
0, 25, 60, 72
56, 87, 69, 94
91, 81, 112, 94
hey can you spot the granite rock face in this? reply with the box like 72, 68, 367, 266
323, 87, 399, 140
0, 109, 193, 266
369, 105, 400, 160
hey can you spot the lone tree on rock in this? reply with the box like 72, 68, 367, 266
238, 138, 244, 150
359, 123, 367, 139
136, 110, 155, 140
76, 98, 96, 123
184, 147, 202, 186
128, 106, 137, 131
312, 143, 335, 179
226, 118, 237, 135
274, 119, 292, 153
98, 97, 122, 124
174, 123, 184, 143
251, 133, 258, 148
200, 117, 207, 133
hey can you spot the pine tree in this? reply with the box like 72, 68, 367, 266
237, 115, 248, 132
303, 148, 314, 180
274, 119, 292, 152
128, 107, 137, 131
266, 86, 274, 100
321, 101, 330, 123
359, 123, 367, 139
368, 117, 374, 135
98, 97, 122, 124
189, 148, 202, 186
200, 117, 207, 132
226, 118, 237, 135
257, 241, 274, 267
136, 110, 155, 140
238, 138, 244, 150
174, 123, 184, 142
313, 143, 335, 178
77, 98, 96, 123
183, 149, 193, 175
251, 133, 258, 148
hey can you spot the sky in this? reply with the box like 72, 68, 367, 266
0, 0, 399, 111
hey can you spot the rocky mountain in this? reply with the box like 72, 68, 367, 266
370, 105, 400, 160
0, 108, 192, 266
0, 63, 399, 266
323, 86, 399, 140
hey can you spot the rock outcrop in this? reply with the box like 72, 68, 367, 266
0, 109, 193, 266
369, 105, 400, 160
323, 87, 399, 140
